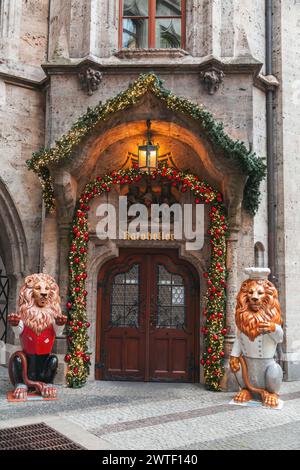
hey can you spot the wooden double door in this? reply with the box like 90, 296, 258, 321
96, 249, 199, 382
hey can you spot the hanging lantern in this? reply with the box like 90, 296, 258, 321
138, 120, 159, 172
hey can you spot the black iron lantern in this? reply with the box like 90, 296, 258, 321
138, 120, 159, 172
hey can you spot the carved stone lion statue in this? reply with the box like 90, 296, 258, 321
8, 274, 67, 400
230, 268, 283, 408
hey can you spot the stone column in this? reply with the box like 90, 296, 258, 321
220, 228, 240, 391
220, 0, 235, 57
69, 0, 92, 58
91, 0, 118, 57
186, 0, 213, 56
58, 223, 71, 311
0, 0, 22, 60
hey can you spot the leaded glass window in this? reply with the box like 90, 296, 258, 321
157, 264, 186, 328
110, 264, 140, 327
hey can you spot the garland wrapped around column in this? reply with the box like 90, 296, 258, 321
65, 164, 228, 391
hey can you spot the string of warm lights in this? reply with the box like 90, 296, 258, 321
65, 164, 228, 391
27, 73, 266, 216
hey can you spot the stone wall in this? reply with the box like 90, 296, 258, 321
273, 0, 300, 380
4, 0, 299, 384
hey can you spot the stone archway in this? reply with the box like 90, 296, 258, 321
29, 74, 265, 389
0, 178, 28, 345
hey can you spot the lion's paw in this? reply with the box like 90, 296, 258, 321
233, 389, 252, 403
263, 392, 279, 408
41, 384, 57, 399
13, 384, 28, 400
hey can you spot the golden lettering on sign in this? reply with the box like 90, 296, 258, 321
123, 232, 175, 241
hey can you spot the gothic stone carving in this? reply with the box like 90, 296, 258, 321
200, 68, 225, 95
78, 67, 103, 96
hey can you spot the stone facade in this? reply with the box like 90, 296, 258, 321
0, 0, 299, 386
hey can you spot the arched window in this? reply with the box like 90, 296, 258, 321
119, 0, 186, 49
254, 242, 265, 268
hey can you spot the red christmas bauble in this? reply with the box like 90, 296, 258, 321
86, 322, 91, 328
66, 302, 72, 310
77, 321, 83, 328
207, 347, 212, 354
65, 354, 71, 362
73, 367, 79, 375
220, 351, 225, 358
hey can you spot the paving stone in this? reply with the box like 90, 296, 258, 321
1, 366, 300, 450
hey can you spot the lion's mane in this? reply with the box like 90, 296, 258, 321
18, 274, 62, 336
235, 279, 282, 341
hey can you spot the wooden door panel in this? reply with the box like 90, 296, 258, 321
171, 338, 187, 373
152, 338, 169, 373
105, 332, 144, 378
97, 249, 199, 383
149, 253, 195, 382
124, 337, 141, 372
151, 336, 190, 379
106, 337, 122, 372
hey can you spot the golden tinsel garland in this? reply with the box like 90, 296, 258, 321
27, 73, 266, 215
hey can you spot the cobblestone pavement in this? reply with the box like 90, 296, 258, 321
1, 366, 300, 450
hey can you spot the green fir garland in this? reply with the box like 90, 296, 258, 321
65, 164, 228, 391
27, 73, 266, 216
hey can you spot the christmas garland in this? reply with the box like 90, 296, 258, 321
65, 164, 228, 391
27, 73, 266, 216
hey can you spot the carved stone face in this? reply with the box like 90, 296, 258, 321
246, 283, 265, 312
32, 280, 51, 308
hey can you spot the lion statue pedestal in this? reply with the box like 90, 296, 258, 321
230, 267, 283, 408
7, 274, 67, 401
